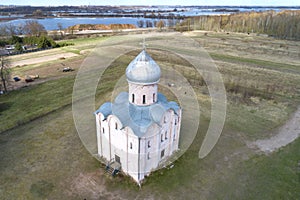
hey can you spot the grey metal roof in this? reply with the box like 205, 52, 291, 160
95, 92, 180, 137
126, 50, 161, 84
95, 102, 112, 118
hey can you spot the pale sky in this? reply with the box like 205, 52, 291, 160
1, 0, 299, 6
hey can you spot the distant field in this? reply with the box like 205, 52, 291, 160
0, 32, 299, 199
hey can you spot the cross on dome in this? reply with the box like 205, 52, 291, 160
140, 38, 148, 50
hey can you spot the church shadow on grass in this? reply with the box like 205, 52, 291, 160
0, 102, 12, 115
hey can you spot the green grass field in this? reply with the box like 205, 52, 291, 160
0, 76, 75, 132
210, 52, 300, 74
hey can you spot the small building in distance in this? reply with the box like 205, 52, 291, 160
95, 49, 182, 184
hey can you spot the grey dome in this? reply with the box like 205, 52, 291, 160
126, 50, 161, 84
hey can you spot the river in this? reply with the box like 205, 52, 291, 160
0, 6, 299, 31
0, 17, 154, 30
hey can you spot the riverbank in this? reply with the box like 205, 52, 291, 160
0, 16, 164, 31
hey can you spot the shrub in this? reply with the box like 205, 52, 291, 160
0, 39, 8, 47
37, 36, 57, 49
23, 36, 39, 45
14, 42, 23, 52
9, 35, 23, 45
56, 42, 74, 47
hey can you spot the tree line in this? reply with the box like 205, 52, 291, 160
0, 20, 75, 57
179, 10, 300, 40
0, 20, 46, 37
136, 18, 180, 29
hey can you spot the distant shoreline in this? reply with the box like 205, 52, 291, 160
0, 13, 185, 23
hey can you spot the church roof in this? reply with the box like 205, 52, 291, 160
125, 50, 161, 84
95, 92, 180, 137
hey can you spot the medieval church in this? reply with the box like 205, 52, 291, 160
95, 48, 182, 184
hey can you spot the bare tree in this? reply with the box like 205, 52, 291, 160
0, 56, 11, 93
137, 20, 144, 28
5, 24, 17, 36
57, 23, 64, 38
156, 20, 165, 30
0, 24, 20, 36
16, 24, 24, 35
0, 25, 8, 36
146, 20, 153, 28
168, 18, 175, 28
23, 20, 46, 36
33, 9, 43, 17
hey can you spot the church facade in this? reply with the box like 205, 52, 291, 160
95, 49, 182, 184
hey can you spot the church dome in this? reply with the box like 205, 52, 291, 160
126, 50, 161, 84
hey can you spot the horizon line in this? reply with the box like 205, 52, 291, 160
1, 5, 300, 7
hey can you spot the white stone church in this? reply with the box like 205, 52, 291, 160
95, 49, 182, 184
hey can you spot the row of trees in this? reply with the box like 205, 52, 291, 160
136, 19, 180, 29
0, 20, 46, 37
1, 35, 58, 53
179, 10, 300, 40
0, 20, 59, 53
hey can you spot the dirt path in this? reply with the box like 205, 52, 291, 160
250, 106, 300, 153
11, 52, 78, 67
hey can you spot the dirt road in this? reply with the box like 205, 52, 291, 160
251, 106, 300, 153
11, 52, 78, 67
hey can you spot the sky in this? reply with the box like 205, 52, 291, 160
1, 0, 299, 6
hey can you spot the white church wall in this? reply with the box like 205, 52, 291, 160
142, 123, 161, 173
109, 115, 124, 150
121, 127, 139, 176
138, 139, 146, 181
171, 115, 178, 153
95, 114, 101, 156
174, 109, 182, 151
167, 109, 176, 157
100, 118, 111, 162
159, 111, 172, 161
127, 137, 141, 183
166, 110, 174, 157
107, 115, 127, 169
127, 152, 139, 181
101, 133, 111, 162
